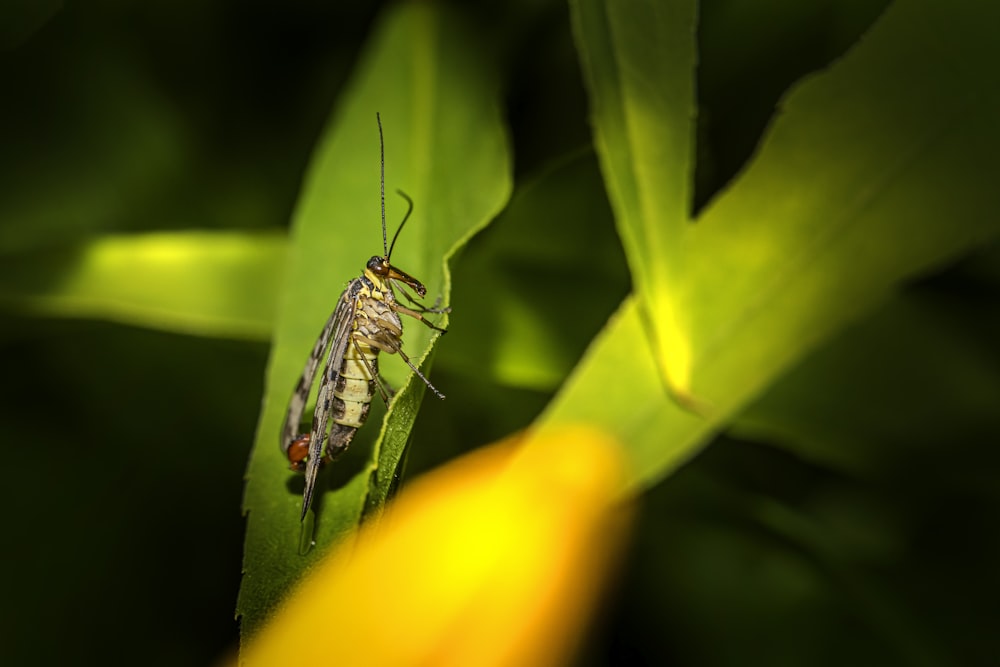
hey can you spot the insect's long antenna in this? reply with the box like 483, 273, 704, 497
378, 112, 388, 257
387, 190, 413, 261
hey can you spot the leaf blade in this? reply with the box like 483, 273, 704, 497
238, 2, 511, 637
539, 0, 1000, 492
0, 231, 284, 340
569, 0, 698, 391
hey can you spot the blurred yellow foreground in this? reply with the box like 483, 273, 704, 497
241, 425, 630, 667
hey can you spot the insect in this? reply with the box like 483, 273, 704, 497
280, 112, 447, 520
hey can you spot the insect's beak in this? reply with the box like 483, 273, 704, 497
388, 265, 427, 298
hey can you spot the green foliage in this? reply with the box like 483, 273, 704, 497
3, 0, 1000, 664
440, 150, 629, 391
237, 3, 512, 637
536, 0, 1000, 494
0, 231, 284, 339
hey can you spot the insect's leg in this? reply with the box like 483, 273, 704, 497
394, 283, 451, 315
395, 345, 445, 399
369, 363, 397, 405
392, 303, 448, 333
356, 332, 445, 400
350, 334, 394, 405
424, 293, 449, 313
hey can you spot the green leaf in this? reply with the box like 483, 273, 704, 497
0, 231, 284, 340
237, 3, 511, 638
680, 0, 1000, 411
733, 284, 1000, 476
529, 295, 704, 493
568, 0, 697, 393
437, 150, 629, 391
535, 0, 1000, 492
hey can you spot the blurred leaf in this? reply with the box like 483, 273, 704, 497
568, 0, 698, 393
535, 0, 1000, 492
679, 0, 1000, 410
733, 284, 1000, 476
529, 296, 703, 493
438, 150, 629, 391
0, 231, 284, 340
599, 274, 1000, 664
238, 3, 511, 638
694, 0, 892, 206
606, 436, 960, 667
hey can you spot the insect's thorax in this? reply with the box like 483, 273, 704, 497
354, 269, 404, 342
361, 266, 390, 299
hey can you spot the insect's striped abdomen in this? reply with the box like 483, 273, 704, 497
331, 339, 377, 429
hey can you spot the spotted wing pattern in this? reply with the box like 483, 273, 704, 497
279, 282, 358, 516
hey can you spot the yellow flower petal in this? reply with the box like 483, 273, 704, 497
241, 425, 630, 667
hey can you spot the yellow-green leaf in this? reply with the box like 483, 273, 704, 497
0, 231, 284, 340
545, 0, 1000, 492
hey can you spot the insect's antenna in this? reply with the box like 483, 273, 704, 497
377, 112, 388, 257
387, 189, 413, 261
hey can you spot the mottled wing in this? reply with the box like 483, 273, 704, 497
299, 280, 362, 518
279, 286, 355, 457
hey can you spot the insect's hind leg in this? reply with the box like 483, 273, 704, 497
394, 345, 445, 399
353, 336, 395, 405
354, 332, 445, 400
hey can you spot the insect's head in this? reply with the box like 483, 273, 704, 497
367, 255, 427, 298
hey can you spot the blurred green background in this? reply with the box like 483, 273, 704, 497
2, 1, 998, 665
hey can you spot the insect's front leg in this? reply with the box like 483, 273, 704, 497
395, 284, 452, 315
392, 303, 448, 333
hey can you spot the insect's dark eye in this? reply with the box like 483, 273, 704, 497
367, 256, 389, 275
287, 434, 311, 472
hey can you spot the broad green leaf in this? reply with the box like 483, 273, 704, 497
539, 0, 1000, 491
680, 0, 1000, 412
238, 3, 511, 638
0, 231, 284, 340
